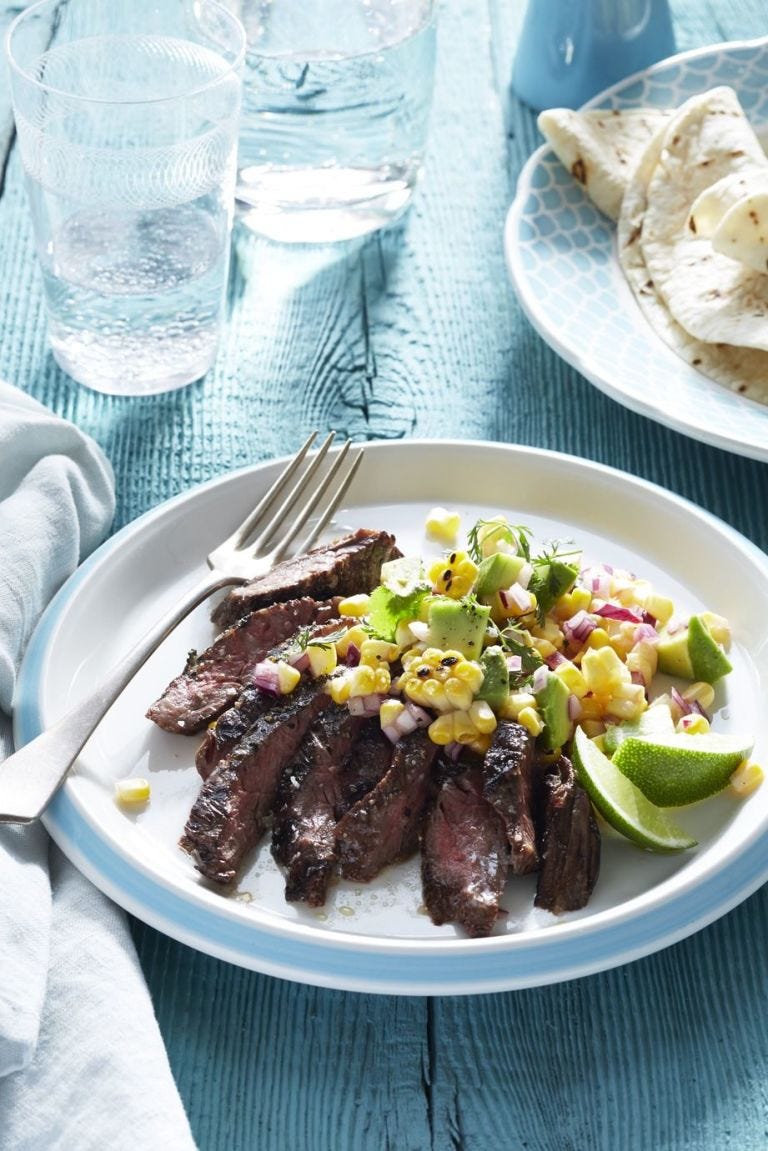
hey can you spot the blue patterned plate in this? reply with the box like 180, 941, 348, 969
505, 38, 768, 463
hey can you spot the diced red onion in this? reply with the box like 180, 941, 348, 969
670, 685, 690, 714
666, 614, 689, 636
506, 654, 523, 674
404, 701, 432, 728
593, 603, 644, 624
631, 669, 648, 689
382, 724, 401, 744
446, 741, 463, 762
249, 660, 281, 695
498, 589, 509, 609
633, 623, 660, 645
545, 650, 567, 669
288, 650, 310, 672
517, 561, 533, 590
347, 692, 386, 718
504, 583, 534, 613
689, 699, 708, 718
563, 610, 595, 645
567, 694, 582, 720
581, 567, 611, 596
345, 642, 361, 667
531, 664, 549, 694
409, 621, 431, 642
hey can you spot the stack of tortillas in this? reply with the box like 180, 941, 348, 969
538, 87, 768, 403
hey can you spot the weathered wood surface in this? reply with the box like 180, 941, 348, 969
2, 0, 768, 1147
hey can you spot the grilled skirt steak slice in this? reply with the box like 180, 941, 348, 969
271, 707, 365, 906
212, 528, 400, 629
147, 596, 341, 735
534, 754, 600, 915
422, 760, 509, 938
181, 679, 332, 885
335, 729, 438, 882
193, 615, 352, 778
483, 720, 540, 875
334, 722, 393, 819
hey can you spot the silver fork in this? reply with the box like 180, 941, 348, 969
0, 432, 363, 824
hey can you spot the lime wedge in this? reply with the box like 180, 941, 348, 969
602, 702, 676, 756
612, 732, 752, 806
572, 727, 697, 852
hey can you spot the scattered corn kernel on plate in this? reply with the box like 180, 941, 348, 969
13, 441, 768, 994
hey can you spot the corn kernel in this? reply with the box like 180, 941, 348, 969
337, 593, 371, 618
373, 666, 391, 694
348, 665, 377, 697
581, 719, 606, 738
306, 643, 338, 678
476, 516, 514, 558
453, 710, 478, 744
729, 760, 763, 797
499, 691, 537, 720
395, 621, 416, 649
421, 647, 445, 667
554, 585, 592, 619
581, 646, 630, 694
578, 695, 605, 721
380, 699, 405, 727
530, 616, 564, 648
676, 713, 710, 735
643, 592, 674, 627
530, 636, 557, 659
454, 660, 484, 692
553, 660, 588, 698
584, 628, 612, 651
469, 699, 497, 734
428, 714, 456, 745
420, 677, 449, 710
467, 732, 493, 755
335, 624, 369, 658
425, 507, 461, 545
428, 552, 478, 599
700, 611, 731, 648
114, 777, 150, 806
517, 707, 544, 737
276, 661, 301, 694
682, 681, 716, 711
445, 679, 474, 710
328, 674, 351, 704
359, 638, 400, 667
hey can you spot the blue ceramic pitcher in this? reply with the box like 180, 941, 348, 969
513, 0, 676, 111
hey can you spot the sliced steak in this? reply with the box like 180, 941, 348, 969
271, 707, 365, 906
534, 754, 601, 915
483, 720, 540, 875
181, 679, 332, 885
193, 615, 352, 779
335, 729, 438, 882
147, 596, 341, 735
422, 760, 509, 938
335, 722, 393, 819
212, 528, 400, 629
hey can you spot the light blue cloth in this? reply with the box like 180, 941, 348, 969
0, 382, 196, 1150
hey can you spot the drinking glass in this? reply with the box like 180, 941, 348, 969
228, 0, 437, 243
5, 0, 245, 396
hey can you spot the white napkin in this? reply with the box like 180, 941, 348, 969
0, 382, 196, 1150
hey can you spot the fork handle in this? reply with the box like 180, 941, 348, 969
0, 572, 241, 824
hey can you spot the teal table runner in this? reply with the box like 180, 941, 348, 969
2, 2, 768, 1147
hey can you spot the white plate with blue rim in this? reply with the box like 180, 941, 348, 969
505, 37, 768, 464
14, 440, 768, 994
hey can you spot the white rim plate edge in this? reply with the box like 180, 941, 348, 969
12, 439, 768, 995
504, 36, 768, 464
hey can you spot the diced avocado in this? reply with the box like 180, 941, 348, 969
534, 671, 573, 751
476, 645, 509, 710
656, 614, 732, 684
475, 553, 527, 599
528, 559, 579, 615
427, 597, 490, 659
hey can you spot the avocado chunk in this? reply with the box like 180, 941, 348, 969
427, 597, 490, 660
528, 558, 579, 616
475, 553, 527, 599
534, 671, 573, 751
476, 645, 509, 710
656, 614, 732, 684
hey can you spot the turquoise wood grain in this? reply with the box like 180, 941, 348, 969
2, 0, 768, 1148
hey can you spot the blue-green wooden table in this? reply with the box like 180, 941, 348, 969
3, 2, 768, 1147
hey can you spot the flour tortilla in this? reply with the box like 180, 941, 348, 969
537, 107, 672, 220
639, 87, 768, 351
618, 105, 768, 404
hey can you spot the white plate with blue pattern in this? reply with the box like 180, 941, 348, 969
14, 441, 768, 993
505, 38, 768, 463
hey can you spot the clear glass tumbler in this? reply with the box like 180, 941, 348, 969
228, 0, 437, 243
5, 0, 245, 396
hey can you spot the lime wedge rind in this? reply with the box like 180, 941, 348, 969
572, 727, 697, 854
612, 732, 752, 807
